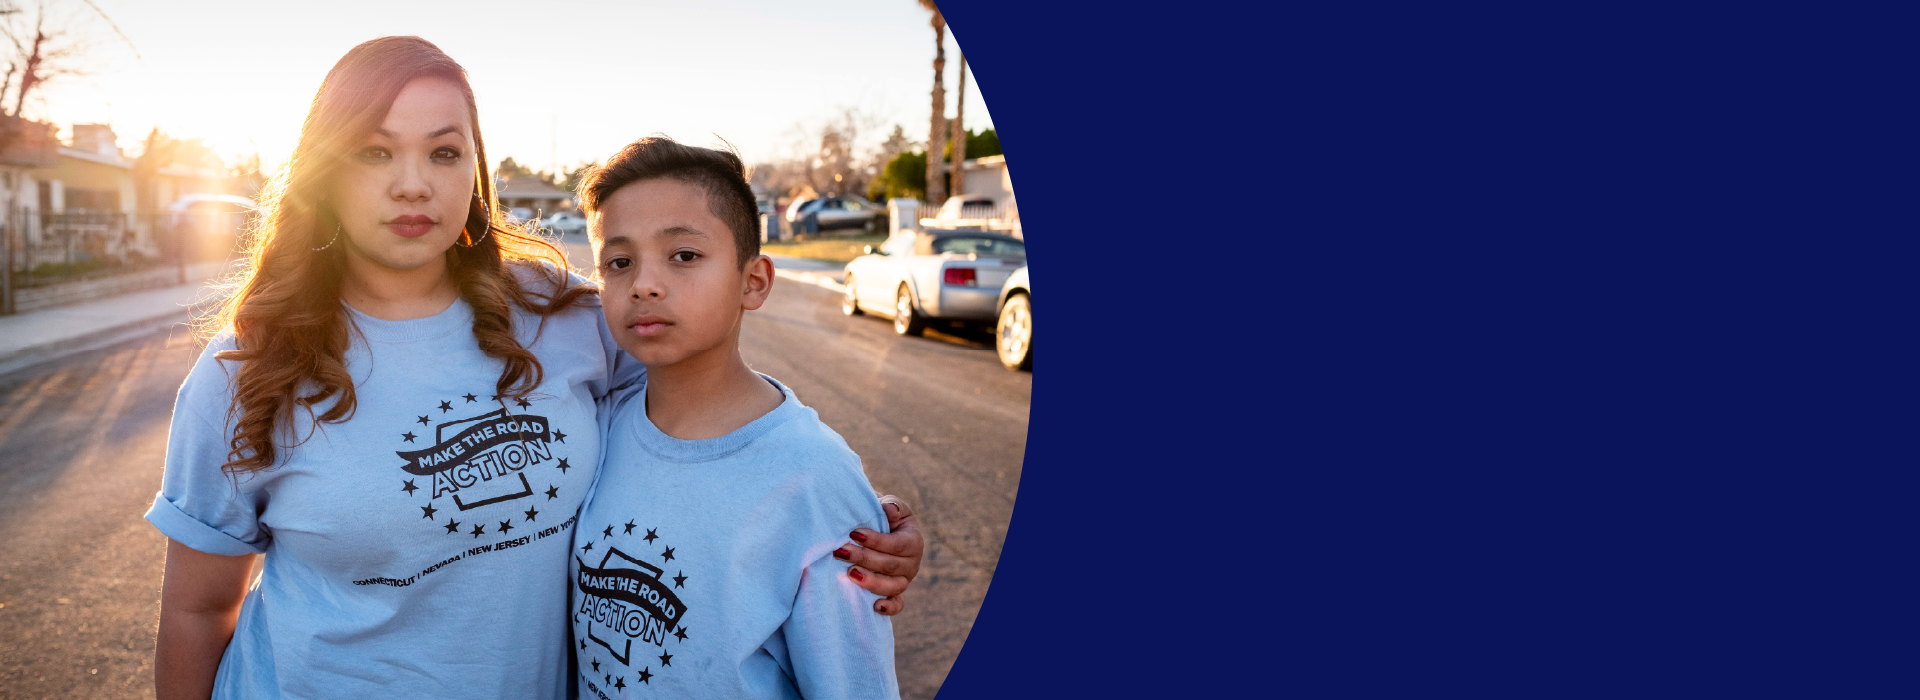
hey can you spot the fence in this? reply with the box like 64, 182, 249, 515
903, 198, 1020, 235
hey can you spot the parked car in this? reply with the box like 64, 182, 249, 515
785, 195, 884, 233
542, 211, 588, 236
931, 194, 1000, 223
841, 228, 1026, 336
506, 207, 536, 226
164, 194, 259, 262
996, 266, 1031, 371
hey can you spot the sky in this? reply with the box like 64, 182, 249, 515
25, 0, 991, 173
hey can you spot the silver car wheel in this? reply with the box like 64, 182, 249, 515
997, 294, 1032, 370
842, 275, 862, 316
893, 286, 926, 336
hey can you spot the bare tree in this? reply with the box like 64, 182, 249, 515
0, 1, 97, 119
758, 106, 888, 202
874, 125, 912, 172
0, 0, 109, 163
919, 0, 947, 206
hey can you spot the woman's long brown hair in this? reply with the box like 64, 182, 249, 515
207, 36, 592, 475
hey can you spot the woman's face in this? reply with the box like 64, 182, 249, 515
329, 77, 478, 271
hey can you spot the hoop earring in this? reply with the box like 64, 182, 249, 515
456, 195, 492, 248
313, 223, 342, 252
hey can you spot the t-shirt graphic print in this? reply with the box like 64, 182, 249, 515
575, 523, 687, 694
356, 393, 584, 588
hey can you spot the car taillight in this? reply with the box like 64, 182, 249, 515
944, 268, 977, 286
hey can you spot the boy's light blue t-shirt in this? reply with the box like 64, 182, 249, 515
145, 278, 640, 699
571, 375, 898, 700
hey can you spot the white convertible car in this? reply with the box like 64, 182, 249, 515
841, 228, 1027, 336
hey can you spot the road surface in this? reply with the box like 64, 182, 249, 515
0, 271, 1030, 700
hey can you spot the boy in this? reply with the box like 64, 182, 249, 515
570, 136, 900, 699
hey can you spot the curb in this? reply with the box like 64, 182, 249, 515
0, 310, 194, 378
773, 267, 846, 292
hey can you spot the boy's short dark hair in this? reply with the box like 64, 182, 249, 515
579, 135, 761, 266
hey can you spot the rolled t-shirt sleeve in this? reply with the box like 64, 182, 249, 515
144, 337, 270, 556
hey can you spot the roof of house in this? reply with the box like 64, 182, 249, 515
58, 147, 132, 169
494, 176, 570, 199
964, 154, 1006, 169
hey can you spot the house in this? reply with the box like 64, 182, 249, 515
494, 175, 572, 219
0, 117, 59, 261
960, 154, 1013, 207
40, 124, 142, 261
962, 154, 1017, 237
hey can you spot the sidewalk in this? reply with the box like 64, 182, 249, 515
0, 262, 233, 376
768, 254, 845, 292
0, 255, 839, 377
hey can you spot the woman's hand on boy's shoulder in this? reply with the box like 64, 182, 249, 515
834, 495, 924, 616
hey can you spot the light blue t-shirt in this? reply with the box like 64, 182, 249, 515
146, 272, 640, 699
570, 375, 898, 700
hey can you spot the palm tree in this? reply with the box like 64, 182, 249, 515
950, 50, 966, 197
919, 0, 947, 207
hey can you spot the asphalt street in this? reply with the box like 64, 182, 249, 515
0, 273, 1030, 700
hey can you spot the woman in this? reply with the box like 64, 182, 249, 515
148, 37, 922, 699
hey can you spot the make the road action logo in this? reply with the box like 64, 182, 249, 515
576, 523, 692, 694
400, 406, 560, 511
578, 547, 685, 664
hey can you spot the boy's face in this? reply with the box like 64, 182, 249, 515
593, 177, 773, 367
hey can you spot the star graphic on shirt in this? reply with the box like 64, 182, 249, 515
416, 415, 430, 425
498, 520, 514, 534
463, 393, 477, 403
637, 667, 653, 684
515, 398, 531, 408
553, 430, 568, 443
614, 677, 626, 690
582, 541, 594, 552
661, 546, 675, 561
591, 659, 599, 672
545, 484, 559, 500
603, 525, 614, 539
490, 394, 501, 402
470, 524, 486, 538
643, 528, 658, 544
658, 649, 673, 667
401, 431, 417, 443
623, 520, 636, 535
605, 674, 611, 686
444, 519, 460, 534
555, 457, 571, 474
402, 479, 418, 495
578, 637, 586, 650
420, 504, 437, 519
674, 626, 688, 642
438, 400, 452, 412
524, 506, 539, 521
672, 571, 686, 588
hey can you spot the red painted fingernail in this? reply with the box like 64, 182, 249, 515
833, 548, 851, 560
848, 568, 865, 581
850, 531, 867, 542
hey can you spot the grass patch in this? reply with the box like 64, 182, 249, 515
761, 233, 888, 264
